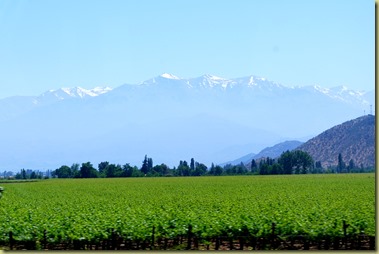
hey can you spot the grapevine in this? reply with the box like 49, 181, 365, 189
0, 174, 374, 250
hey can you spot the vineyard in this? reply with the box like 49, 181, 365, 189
0, 174, 375, 250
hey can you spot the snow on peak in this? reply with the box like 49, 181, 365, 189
61, 87, 74, 96
40, 86, 112, 100
193, 74, 234, 89
248, 76, 255, 85
312, 85, 330, 94
202, 74, 226, 81
307, 85, 368, 104
90, 86, 113, 95
74, 86, 113, 97
330, 85, 349, 92
60, 87, 94, 98
160, 73, 180, 80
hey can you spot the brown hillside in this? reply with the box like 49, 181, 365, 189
298, 115, 375, 168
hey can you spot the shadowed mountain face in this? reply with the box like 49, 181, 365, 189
221, 140, 303, 167
0, 74, 374, 171
298, 115, 375, 168
252, 140, 304, 160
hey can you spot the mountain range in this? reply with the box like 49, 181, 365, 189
0, 73, 374, 171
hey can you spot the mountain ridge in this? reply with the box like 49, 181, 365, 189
221, 140, 304, 167
297, 115, 375, 168
1, 73, 374, 98
0, 74, 375, 171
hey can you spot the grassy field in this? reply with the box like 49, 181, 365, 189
0, 174, 375, 250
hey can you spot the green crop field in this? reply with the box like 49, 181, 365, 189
0, 174, 375, 250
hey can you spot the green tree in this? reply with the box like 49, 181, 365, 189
278, 150, 314, 174
151, 163, 170, 176
141, 155, 149, 175
271, 163, 283, 175
259, 164, 269, 175
251, 159, 258, 173
190, 158, 195, 172
347, 159, 355, 173
98, 161, 110, 177
266, 157, 275, 166
224, 164, 236, 175
337, 153, 345, 173
209, 163, 215, 175
147, 158, 153, 172
214, 165, 223, 176
178, 160, 190, 176
298, 151, 313, 174
80, 162, 98, 178
105, 164, 122, 178
278, 151, 293, 174
313, 161, 323, 174
21, 169, 27, 179
54, 165, 72, 178
71, 163, 80, 178
131, 166, 144, 177
30, 171, 37, 179
121, 163, 133, 177
193, 162, 207, 176
236, 163, 247, 175
141, 155, 153, 175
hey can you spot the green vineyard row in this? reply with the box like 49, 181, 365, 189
0, 174, 375, 250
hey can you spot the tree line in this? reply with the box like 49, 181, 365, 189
10, 150, 372, 180
47, 151, 371, 179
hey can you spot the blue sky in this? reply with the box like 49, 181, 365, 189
0, 0, 374, 98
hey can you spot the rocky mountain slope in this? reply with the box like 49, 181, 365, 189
298, 115, 375, 168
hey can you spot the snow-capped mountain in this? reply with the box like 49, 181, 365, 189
159, 73, 181, 80
140, 73, 289, 91
188, 74, 234, 89
0, 74, 374, 171
0, 86, 112, 122
39, 86, 112, 101
132, 73, 372, 105
304, 85, 370, 106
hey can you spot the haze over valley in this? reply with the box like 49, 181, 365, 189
0, 73, 374, 171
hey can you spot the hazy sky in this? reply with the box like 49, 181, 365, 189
0, 0, 374, 99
